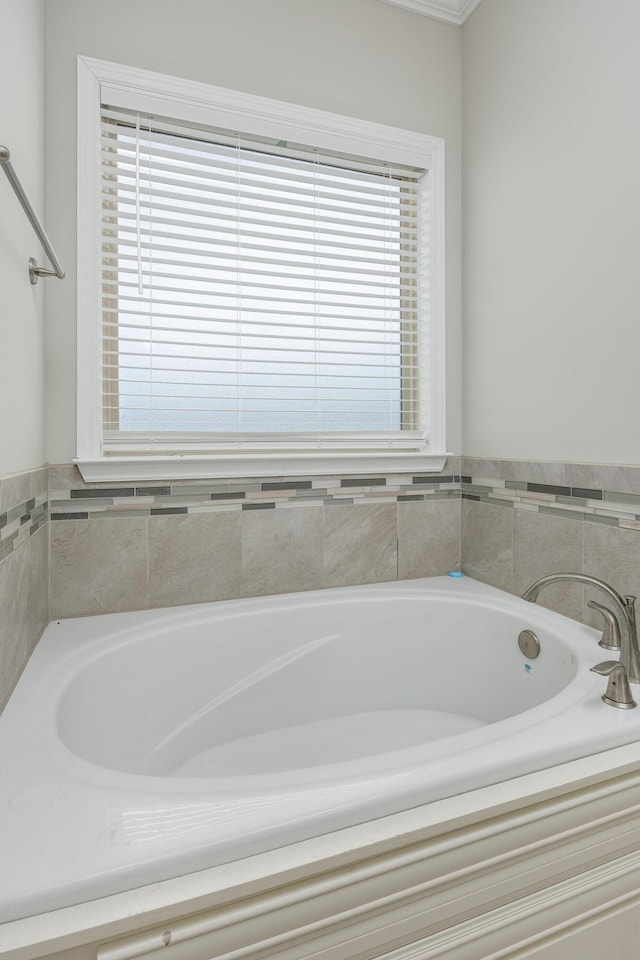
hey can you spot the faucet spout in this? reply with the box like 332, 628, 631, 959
522, 572, 640, 684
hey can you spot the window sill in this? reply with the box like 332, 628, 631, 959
74, 451, 451, 483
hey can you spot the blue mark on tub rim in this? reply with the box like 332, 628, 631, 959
447, 570, 465, 579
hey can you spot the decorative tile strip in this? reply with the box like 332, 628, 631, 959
461, 471, 640, 530
0, 492, 49, 566
49, 470, 463, 520
44, 459, 640, 534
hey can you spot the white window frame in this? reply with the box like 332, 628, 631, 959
76, 56, 448, 482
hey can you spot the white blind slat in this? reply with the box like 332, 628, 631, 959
104, 305, 417, 327
108, 231, 416, 265
104, 277, 418, 305
105, 265, 419, 294
104, 246, 420, 279
103, 349, 419, 372
103, 187, 419, 235
105, 215, 418, 255
103, 145, 419, 203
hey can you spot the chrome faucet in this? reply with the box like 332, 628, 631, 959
521, 573, 640, 684
590, 660, 636, 709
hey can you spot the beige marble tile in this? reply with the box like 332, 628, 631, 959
32, 467, 48, 500
512, 509, 584, 621
0, 526, 48, 711
0, 469, 35, 514
442, 455, 462, 476
241, 506, 324, 597
50, 517, 148, 618
499, 460, 567, 485
48, 463, 137, 498
583, 522, 640, 629
148, 512, 241, 608
565, 463, 640, 496
461, 458, 502, 480
398, 498, 461, 580
461, 500, 513, 592
48, 463, 98, 496
324, 502, 397, 588
28, 523, 49, 627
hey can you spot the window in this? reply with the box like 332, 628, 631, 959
77, 58, 446, 480
102, 112, 423, 440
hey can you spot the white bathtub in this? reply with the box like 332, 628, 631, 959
2, 575, 640, 923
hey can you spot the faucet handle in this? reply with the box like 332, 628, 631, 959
587, 600, 622, 650
591, 660, 637, 709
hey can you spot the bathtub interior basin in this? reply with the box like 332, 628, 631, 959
57, 591, 578, 778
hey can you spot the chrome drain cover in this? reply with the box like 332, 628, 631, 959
518, 629, 541, 659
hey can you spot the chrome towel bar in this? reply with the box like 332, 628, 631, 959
0, 145, 65, 284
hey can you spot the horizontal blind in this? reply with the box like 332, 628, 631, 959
100, 106, 428, 450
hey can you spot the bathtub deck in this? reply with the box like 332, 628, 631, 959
2, 576, 639, 924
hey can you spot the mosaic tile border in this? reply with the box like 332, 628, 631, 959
3, 458, 637, 568
48, 458, 640, 530
0, 492, 48, 564
50, 472, 463, 520
461, 474, 640, 530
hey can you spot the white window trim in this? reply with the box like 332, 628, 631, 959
76, 56, 448, 482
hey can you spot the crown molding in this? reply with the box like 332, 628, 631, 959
379, 0, 483, 25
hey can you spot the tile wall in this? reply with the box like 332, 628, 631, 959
0, 467, 49, 709
48, 461, 462, 618
461, 458, 640, 628
5, 454, 640, 711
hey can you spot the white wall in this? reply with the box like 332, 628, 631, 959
0, 0, 46, 475
44, 0, 462, 464
462, 0, 640, 465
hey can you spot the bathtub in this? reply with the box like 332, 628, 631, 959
2, 574, 640, 924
